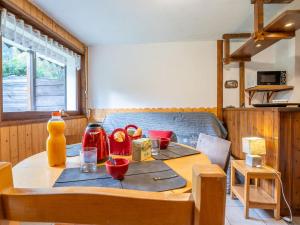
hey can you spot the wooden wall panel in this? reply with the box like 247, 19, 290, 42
24, 124, 32, 158
0, 127, 10, 162
9, 126, 18, 165
0, 117, 87, 166
31, 123, 40, 155
279, 112, 300, 212
224, 108, 279, 167
224, 108, 300, 215
224, 108, 279, 199
293, 113, 300, 209
223, 110, 241, 158
17, 125, 26, 162
279, 112, 293, 210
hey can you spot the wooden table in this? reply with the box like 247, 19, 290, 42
231, 160, 281, 219
12, 144, 211, 194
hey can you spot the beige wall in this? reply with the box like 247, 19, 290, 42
88, 41, 218, 108
89, 38, 300, 109
88, 1, 300, 110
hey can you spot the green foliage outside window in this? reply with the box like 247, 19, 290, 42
2, 43, 65, 80
37, 57, 65, 80
2, 43, 27, 77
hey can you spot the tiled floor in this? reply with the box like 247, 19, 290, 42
226, 195, 300, 225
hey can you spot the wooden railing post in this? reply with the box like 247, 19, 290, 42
192, 164, 226, 225
217, 40, 224, 120
223, 39, 230, 64
239, 62, 245, 107
254, 0, 264, 40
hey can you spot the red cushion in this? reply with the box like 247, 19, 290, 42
148, 130, 173, 139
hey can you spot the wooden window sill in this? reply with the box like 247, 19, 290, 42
0, 115, 87, 127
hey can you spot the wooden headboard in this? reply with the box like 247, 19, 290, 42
89, 107, 218, 122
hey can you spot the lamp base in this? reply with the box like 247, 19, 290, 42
245, 154, 262, 167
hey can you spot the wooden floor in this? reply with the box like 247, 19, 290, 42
226, 195, 300, 225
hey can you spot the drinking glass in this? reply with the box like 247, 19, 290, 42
151, 138, 160, 156
80, 147, 97, 173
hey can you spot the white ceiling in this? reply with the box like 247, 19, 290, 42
32, 0, 288, 46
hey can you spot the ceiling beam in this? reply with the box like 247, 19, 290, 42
228, 57, 252, 63
262, 31, 295, 39
254, 0, 264, 35
254, 31, 295, 42
222, 33, 252, 39
251, 0, 294, 3
223, 39, 230, 64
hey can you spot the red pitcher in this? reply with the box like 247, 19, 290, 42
82, 123, 109, 163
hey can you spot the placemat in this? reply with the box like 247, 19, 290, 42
151, 143, 200, 160
54, 160, 186, 192
66, 143, 81, 157
66, 143, 200, 160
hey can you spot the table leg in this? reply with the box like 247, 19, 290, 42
244, 175, 250, 219
274, 175, 281, 220
231, 164, 236, 199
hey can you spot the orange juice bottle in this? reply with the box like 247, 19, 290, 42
47, 112, 66, 167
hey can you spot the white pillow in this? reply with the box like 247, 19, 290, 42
196, 133, 231, 170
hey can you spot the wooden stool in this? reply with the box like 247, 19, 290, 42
231, 160, 281, 220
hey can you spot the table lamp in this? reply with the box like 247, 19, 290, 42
242, 137, 266, 167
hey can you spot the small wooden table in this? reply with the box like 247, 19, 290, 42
231, 160, 281, 219
12, 143, 211, 194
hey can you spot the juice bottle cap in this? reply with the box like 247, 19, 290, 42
52, 111, 61, 117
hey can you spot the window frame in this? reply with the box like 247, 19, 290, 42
0, 35, 83, 122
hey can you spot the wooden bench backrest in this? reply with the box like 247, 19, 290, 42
0, 162, 226, 225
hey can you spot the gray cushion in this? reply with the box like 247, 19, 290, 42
102, 112, 227, 148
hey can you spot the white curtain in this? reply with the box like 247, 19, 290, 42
0, 8, 81, 70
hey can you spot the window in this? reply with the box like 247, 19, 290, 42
36, 54, 67, 111
2, 39, 78, 113
3, 41, 30, 112
1, 9, 81, 119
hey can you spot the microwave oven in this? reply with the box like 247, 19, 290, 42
257, 71, 286, 85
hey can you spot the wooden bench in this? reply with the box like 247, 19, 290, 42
0, 162, 226, 225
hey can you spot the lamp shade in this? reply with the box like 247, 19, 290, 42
242, 137, 266, 155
